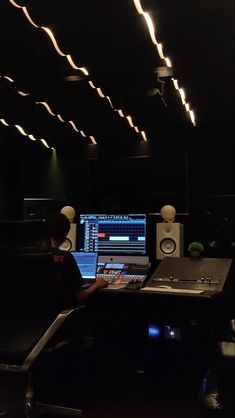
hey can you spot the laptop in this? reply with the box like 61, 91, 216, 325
71, 251, 98, 282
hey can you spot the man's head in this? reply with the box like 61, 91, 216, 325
46, 213, 70, 247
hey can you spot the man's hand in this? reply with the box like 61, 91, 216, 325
95, 277, 108, 289
77, 277, 108, 304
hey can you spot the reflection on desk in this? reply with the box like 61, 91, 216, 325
141, 287, 204, 294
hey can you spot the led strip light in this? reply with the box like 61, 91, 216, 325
132, 0, 196, 126
0, 115, 53, 149
0, 74, 97, 144
8, 0, 148, 141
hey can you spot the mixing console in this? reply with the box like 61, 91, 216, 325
96, 262, 149, 287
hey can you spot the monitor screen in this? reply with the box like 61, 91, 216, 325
78, 214, 147, 255
71, 251, 98, 280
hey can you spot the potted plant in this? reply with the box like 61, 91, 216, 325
187, 241, 204, 258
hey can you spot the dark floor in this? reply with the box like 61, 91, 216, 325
0, 371, 204, 418
0, 341, 207, 418
1, 321, 233, 418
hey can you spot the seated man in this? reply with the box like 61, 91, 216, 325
46, 213, 107, 309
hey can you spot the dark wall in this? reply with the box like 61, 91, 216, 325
0, 141, 21, 219
0, 134, 66, 219
0, 132, 91, 221
1, 125, 234, 257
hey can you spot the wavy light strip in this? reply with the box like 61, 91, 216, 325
133, 0, 144, 14
117, 109, 125, 118
0, 116, 52, 148
141, 131, 147, 141
17, 90, 30, 96
89, 135, 97, 145
36, 101, 56, 116
106, 96, 113, 108
8, 0, 147, 140
42, 26, 65, 56
3, 75, 14, 82
66, 55, 89, 75
126, 115, 134, 128
9, 0, 90, 74
133, 0, 196, 126
0, 118, 9, 126
143, 12, 157, 45
171, 78, 196, 126
28, 134, 37, 141
22, 6, 38, 28
57, 114, 65, 122
15, 124, 27, 135
97, 87, 105, 98
88, 81, 96, 89
8, 0, 21, 8
156, 42, 164, 60
1, 74, 98, 143
40, 138, 50, 148
68, 120, 79, 132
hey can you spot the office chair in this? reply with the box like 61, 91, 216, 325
0, 220, 85, 417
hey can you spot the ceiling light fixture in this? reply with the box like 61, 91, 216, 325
0, 116, 53, 149
0, 118, 9, 126
132, 0, 196, 126
8, 0, 147, 141
0, 74, 98, 143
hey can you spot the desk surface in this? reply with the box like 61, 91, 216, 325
99, 257, 234, 300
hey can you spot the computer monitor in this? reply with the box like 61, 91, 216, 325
78, 214, 147, 255
71, 251, 98, 280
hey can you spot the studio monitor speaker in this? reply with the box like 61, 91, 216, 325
23, 198, 66, 219
156, 223, 184, 259
59, 223, 77, 251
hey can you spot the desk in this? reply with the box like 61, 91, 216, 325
94, 256, 234, 314
90, 257, 234, 386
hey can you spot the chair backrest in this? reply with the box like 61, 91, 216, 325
0, 252, 58, 316
0, 219, 50, 253
0, 220, 58, 318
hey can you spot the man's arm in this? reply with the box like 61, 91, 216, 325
76, 278, 108, 304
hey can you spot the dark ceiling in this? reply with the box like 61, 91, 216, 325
0, 0, 234, 151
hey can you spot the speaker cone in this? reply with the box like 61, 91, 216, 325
160, 238, 176, 255
59, 237, 72, 251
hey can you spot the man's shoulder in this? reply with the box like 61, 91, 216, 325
52, 248, 72, 263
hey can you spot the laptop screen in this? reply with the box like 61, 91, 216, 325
71, 252, 98, 280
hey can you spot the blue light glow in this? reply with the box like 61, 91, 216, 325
148, 325, 161, 338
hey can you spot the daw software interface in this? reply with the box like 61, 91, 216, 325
78, 214, 147, 255
71, 251, 98, 280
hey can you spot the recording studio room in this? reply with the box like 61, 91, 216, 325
0, 1, 234, 417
